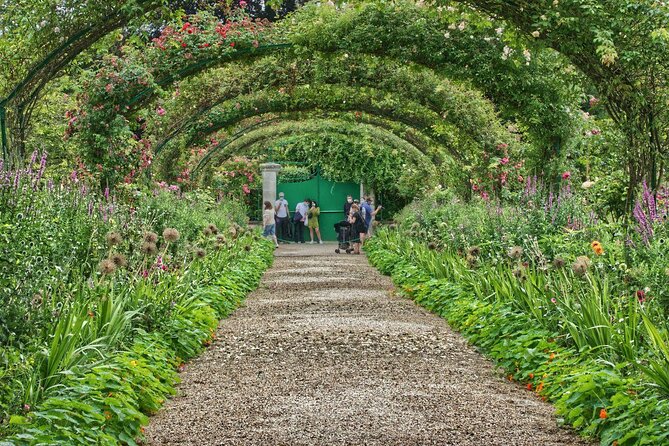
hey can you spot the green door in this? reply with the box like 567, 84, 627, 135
277, 173, 359, 241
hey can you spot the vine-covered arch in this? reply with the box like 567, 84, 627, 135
146, 52, 514, 166
191, 117, 435, 175
67, 2, 580, 184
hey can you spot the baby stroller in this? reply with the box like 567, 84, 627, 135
334, 220, 353, 254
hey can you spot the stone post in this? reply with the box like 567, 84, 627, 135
260, 163, 281, 209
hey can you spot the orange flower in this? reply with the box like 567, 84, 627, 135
526, 383, 533, 390
104, 410, 112, 420
529, 373, 534, 379
599, 408, 608, 419
536, 382, 544, 392
549, 352, 556, 361
591, 241, 604, 255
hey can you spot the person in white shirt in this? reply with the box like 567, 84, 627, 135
274, 192, 290, 242
262, 201, 279, 248
293, 198, 310, 243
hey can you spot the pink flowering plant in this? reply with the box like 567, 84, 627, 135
68, 8, 272, 186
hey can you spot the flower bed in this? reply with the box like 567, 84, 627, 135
366, 231, 669, 445
0, 155, 274, 444
1, 239, 272, 445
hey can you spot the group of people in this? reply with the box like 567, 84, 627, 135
262, 193, 323, 247
344, 195, 382, 254
261, 192, 381, 251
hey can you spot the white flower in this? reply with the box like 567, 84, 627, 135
458, 21, 467, 31
581, 180, 595, 189
444, 32, 451, 39
532, 30, 541, 38
523, 49, 531, 63
54, 27, 61, 34
448, 23, 457, 30
495, 27, 504, 35
502, 46, 513, 60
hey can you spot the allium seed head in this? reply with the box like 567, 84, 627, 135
508, 246, 523, 260
106, 232, 123, 246
571, 259, 589, 276
428, 242, 437, 250
203, 227, 212, 237
467, 246, 481, 257
207, 224, 218, 234
244, 245, 251, 252
163, 228, 180, 242
141, 242, 158, 255
109, 253, 127, 268
552, 257, 566, 269
143, 231, 158, 243
194, 248, 206, 259
98, 259, 117, 275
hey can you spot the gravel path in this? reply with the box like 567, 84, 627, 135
145, 244, 590, 446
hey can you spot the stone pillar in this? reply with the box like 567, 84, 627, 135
260, 163, 281, 208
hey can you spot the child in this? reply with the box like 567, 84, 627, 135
263, 201, 279, 248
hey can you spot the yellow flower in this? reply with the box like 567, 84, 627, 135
130, 360, 138, 367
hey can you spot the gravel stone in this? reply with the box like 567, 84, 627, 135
144, 244, 591, 446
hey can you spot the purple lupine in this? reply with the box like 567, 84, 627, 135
13, 169, 20, 189
633, 200, 653, 246
642, 181, 658, 222
33, 151, 48, 189
27, 150, 38, 176
104, 187, 110, 201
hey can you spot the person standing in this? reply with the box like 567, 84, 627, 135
262, 201, 279, 248
274, 192, 290, 242
348, 203, 367, 254
344, 195, 353, 218
308, 200, 323, 244
362, 196, 382, 236
293, 198, 309, 243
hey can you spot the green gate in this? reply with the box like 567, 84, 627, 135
277, 172, 360, 241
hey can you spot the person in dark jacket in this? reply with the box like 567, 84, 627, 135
348, 203, 367, 254
343, 194, 353, 217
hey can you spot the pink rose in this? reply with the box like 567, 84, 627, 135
562, 171, 571, 180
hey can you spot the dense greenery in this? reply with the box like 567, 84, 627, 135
366, 184, 669, 442
2, 0, 669, 443
0, 155, 273, 444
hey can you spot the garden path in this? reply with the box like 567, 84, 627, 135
145, 244, 590, 446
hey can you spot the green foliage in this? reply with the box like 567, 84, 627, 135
366, 230, 669, 444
